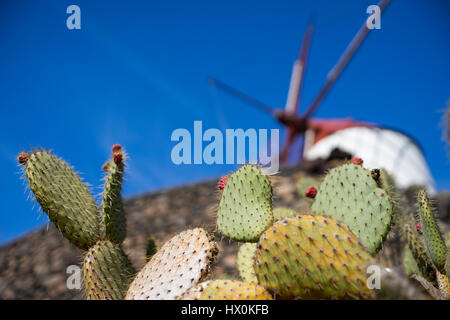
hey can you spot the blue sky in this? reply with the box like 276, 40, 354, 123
0, 0, 449, 245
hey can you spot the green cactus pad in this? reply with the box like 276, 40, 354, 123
23, 151, 100, 250
217, 165, 273, 242
311, 163, 394, 254
273, 207, 298, 221
403, 245, 420, 276
126, 228, 218, 300
403, 222, 436, 284
446, 232, 450, 278
237, 243, 257, 283
254, 215, 373, 299
101, 151, 126, 244
417, 190, 447, 274
83, 240, 135, 300
446, 253, 450, 279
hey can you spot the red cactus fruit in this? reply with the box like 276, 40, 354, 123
113, 152, 123, 165
17, 152, 30, 165
305, 186, 317, 199
112, 144, 122, 153
351, 157, 363, 165
416, 222, 422, 234
218, 175, 228, 190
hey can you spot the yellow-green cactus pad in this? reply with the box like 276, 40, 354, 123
437, 272, 450, 300
254, 215, 373, 299
182, 280, 273, 300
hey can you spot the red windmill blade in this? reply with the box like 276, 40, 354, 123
209, 0, 391, 164
280, 19, 314, 163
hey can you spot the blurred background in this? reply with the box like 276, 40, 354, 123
0, 0, 449, 245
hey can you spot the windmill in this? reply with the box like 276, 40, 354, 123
210, 0, 390, 164
209, 0, 437, 194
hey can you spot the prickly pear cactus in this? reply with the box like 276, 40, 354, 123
126, 228, 218, 300
237, 243, 257, 283
20, 150, 100, 250
19, 146, 135, 300
182, 280, 273, 300
417, 190, 447, 274
272, 207, 297, 221
83, 240, 135, 300
217, 164, 273, 242
311, 163, 394, 255
254, 215, 373, 299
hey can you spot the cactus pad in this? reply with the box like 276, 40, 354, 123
237, 243, 257, 283
417, 190, 447, 274
254, 215, 373, 299
403, 222, 436, 284
101, 146, 126, 244
402, 245, 420, 276
181, 280, 273, 300
126, 228, 218, 300
311, 163, 393, 254
217, 165, 273, 242
437, 272, 450, 300
22, 151, 100, 250
83, 240, 135, 300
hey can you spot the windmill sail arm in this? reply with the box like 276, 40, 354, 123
303, 0, 391, 119
209, 77, 276, 115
